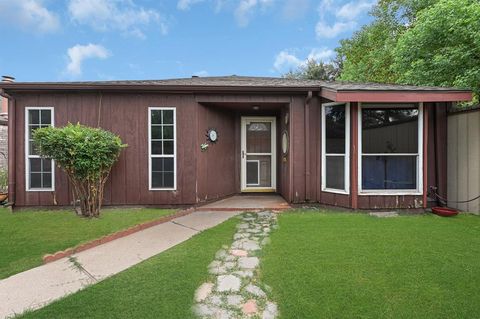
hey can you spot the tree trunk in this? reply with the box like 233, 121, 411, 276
70, 174, 107, 218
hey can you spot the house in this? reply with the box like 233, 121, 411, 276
0, 76, 472, 209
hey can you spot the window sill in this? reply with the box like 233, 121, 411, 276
322, 188, 349, 195
26, 188, 55, 192
358, 191, 422, 196
149, 188, 176, 191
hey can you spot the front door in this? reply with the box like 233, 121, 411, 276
241, 117, 277, 192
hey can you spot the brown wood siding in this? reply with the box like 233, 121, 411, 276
14, 93, 198, 206
196, 104, 236, 202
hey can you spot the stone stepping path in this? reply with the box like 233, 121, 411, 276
193, 211, 279, 319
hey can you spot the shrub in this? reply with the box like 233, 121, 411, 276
33, 123, 127, 217
0, 169, 7, 193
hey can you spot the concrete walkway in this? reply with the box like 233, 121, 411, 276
198, 195, 290, 211
0, 210, 240, 319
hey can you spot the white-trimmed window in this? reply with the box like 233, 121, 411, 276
25, 107, 54, 191
322, 102, 350, 194
148, 107, 176, 190
359, 103, 423, 194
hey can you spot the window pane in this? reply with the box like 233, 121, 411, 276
30, 173, 42, 188
42, 159, 52, 172
151, 141, 163, 155
30, 158, 42, 172
362, 156, 417, 190
151, 126, 162, 139
162, 110, 174, 124
29, 110, 40, 124
43, 173, 52, 188
151, 110, 162, 124
151, 158, 174, 188
163, 125, 174, 139
326, 156, 345, 190
163, 141, 174, 155
362, 108, 418, 153
246, 161, 259, 185
325, 105, 346, 154
41, 110, 51, 125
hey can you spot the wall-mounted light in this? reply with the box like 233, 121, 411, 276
252, 105, 260, 110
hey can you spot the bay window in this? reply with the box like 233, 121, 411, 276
359, 103, 423, 194
322, 102, 350, 193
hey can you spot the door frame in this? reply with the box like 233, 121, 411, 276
240, 116, 277, 192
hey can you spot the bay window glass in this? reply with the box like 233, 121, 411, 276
322, 103, 349, 192
361, 105, 421, 191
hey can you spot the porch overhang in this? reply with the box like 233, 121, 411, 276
321, 88, 473, 103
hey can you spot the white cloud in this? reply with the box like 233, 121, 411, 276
235, 0, 274, 27
177, 0, 206, 10
66, 44, 110, 76
0, 0, 59, 33
273, 48, 334, 72
273, 50, 303, 71
315, 20, 356, 38
336, 0, 375, 20
68, 0, 168, 38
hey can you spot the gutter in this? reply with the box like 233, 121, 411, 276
304, 91, 313, 201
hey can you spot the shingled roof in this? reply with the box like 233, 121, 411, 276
0, 75, 470, 92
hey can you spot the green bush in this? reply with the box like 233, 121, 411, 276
33, 123, 126, 217
0, 169, 7, 193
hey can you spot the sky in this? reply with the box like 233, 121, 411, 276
0, 0, 376, 82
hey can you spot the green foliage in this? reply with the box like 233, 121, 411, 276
0, 169, 7, 192
334, 0, 479, 103
393, 0, 480, 101
33, 123, 126, 182
337, 0, 439, 83
284, 59, 340, 81
33, 123, 126, 217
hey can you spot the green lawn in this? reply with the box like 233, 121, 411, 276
0, 207, 175, 279
20, 217, 237, 319
261, 211, 480, 319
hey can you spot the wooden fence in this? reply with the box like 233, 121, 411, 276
447, 106, 480, 212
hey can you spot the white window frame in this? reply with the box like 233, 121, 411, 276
25, 106, 55, 192
321, 102, 350, 195
148, 107, 177, 191
358, 102, 423, 195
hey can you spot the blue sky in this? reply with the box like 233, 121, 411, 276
0, 0, 376, 82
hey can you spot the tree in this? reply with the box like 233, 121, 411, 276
33, 123, 127, 217
284, 59, 341, 81
393, 0, 480, 102
337, 0, 439, 83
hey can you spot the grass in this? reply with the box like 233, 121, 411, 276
0, 207, 175, 279
19, 217, 238, 319
261, 210, 480, 318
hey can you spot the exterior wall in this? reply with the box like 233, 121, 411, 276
13, 93, 198, 207
10, 90, 448, 210
447, 107, 480, 212
196, 104, 237, 202
0, 95, 7, 114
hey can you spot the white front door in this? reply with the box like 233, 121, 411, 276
241, 117, 277, 192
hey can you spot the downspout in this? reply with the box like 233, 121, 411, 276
304, 91, 313, 202
1, 90, 15, 207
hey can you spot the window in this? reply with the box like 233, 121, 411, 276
25, 107, 54, 191
149, 107, 176, 190
359, 103, 423, 194
322, 102, 350, 193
